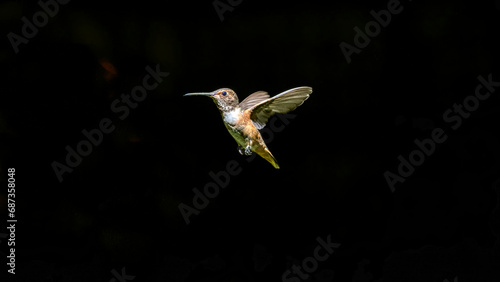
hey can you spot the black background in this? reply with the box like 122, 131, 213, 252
1, 0, 500, 281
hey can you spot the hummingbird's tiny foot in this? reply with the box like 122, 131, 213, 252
244, 145, 252, 155
238, 146, 245, 155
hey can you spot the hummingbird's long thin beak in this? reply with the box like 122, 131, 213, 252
184, 92, 213, 97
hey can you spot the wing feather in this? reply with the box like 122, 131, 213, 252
239, 91, 270, 111
248, 86, 312, 129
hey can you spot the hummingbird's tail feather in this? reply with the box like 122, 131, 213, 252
255, 146, 280, 169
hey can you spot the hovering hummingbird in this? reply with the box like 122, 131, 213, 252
184, 86, 312, 169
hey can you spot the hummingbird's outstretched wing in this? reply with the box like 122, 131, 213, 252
245, 86, 312, 130
239, 91, 270, 111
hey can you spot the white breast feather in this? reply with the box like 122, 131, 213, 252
223, 109, 241, 126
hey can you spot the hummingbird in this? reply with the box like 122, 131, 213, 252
184, 86, 312, 169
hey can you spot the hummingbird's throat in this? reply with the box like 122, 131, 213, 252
215, 99, 235, 112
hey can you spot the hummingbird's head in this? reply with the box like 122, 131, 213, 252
184, 88, 239, 112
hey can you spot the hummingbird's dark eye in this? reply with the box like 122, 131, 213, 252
221, 91, 227, 96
